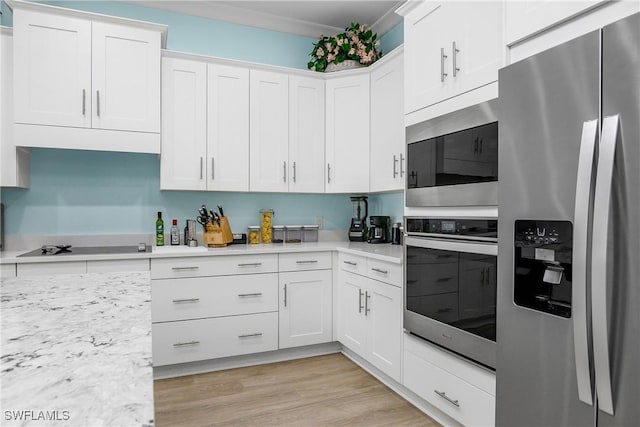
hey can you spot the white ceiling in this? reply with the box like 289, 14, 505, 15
124, 1, 406, 38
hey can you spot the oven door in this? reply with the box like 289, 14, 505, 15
404, 235, 497, 369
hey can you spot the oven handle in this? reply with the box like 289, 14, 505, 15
405, 236, 497, 256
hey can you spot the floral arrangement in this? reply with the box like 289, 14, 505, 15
308, 22, 382, 72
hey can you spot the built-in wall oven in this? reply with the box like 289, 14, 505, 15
406, 100, 499, 207
404, 218, 497, 369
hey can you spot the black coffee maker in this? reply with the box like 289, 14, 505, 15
368, 216, 391, 244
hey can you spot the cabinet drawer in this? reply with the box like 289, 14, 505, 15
87, 259, 150, 273
152, 312, 278, 366
338, 253, 366, 276
152, 273, 278, 322
404, 349, 495, 427
17, 261, 86, 276
279, 252, 332, 272
150, 254, 278, 279
366, 258, 402, 286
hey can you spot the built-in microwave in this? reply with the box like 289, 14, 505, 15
406, 100, 499, 207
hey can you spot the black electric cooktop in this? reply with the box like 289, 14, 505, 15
18, 245, 151, 257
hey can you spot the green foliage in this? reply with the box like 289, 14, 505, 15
308, 22, 382, 72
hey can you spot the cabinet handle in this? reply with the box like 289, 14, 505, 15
211, 157, 215, 180
343, 260, 357, 266
238, 293, 263, 298
172, 298, 200, 304
284, 284, 287, 307
437, 277, 453, 282
200, 157, 204, 180
393, 155, 399, 178
171, 266, 199, 271
400, 153, 405, 177
238, 333, 263, 339
327, 163, 331, 183
474, 137, 479, 154
452, 41, 460, 77
96, 90, 101, 117
173, 340, 200, 347
479, 137, 483, 154
365, 291, 371, 316
437, 307, 453, 313
440, 48, 448, 82
296, 260, 318, 264
238, 262, 262, 267
358, 289, 364, 313
371, 267, 388, 275
293, 161, 297, 183
283, 161, 287, 182
82, 89, 86, 116
434, 390, 460, 407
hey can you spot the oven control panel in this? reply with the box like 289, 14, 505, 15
406, 218, 497, 239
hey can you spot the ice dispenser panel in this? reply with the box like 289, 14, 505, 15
514, 220, 573, 318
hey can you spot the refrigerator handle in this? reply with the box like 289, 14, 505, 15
572, 119, 598, 407
591, 115, 620, 416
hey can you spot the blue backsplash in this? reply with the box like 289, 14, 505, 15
0, 1, 404, 237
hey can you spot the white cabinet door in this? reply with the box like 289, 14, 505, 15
207, 64, 250, 191
13, 9, 91, 128
160, 57, 207, 191
338, 270, 368, 358
370, 53, 404, 192
92, 22, 161, 133
249, 70, 289, 192
366, 278, 402, 382
403, 2, 452, 114
279, 270, 332, 349
289, 75, 325, 193
325, 74, 370, 193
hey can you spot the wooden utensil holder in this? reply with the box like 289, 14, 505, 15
203, 223, 226, 248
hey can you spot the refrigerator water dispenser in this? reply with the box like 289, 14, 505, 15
514, 220, 573, 318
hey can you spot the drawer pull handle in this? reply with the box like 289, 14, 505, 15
434, 390, 460, 407
371, 267, 388, 275
296, 260, 319, 264
437, 277, 453, 282
343, 261, 357, 266
173, 340, 200, 347
171, 266, 199, 271
238, 263, 262, 267
172, 298, 200, 304
238, 333, 263, 339
437, 307, 453, 313
238, 293, 263, 298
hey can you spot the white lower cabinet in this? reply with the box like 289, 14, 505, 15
1, 264, 17, 278
152, 312, 278, 366
403, 333, 496, 426
338, 254, 402, 382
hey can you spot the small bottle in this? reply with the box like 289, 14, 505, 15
184, 222, 189, 246
170, 219, 180, 245
156, 212, 165, 246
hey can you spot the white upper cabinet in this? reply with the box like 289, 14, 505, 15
91, 22, 160, 133
325, 74, 370, 193
1, 28, 30, 188
370, 51, 404, 193
250, 70, 289, 192
288, 75, 325, 193
13, 10, 92, 128
208, 64, 250, 192
11, 2, 165, 153
399, 1, 502, 121
160, 57, 207, 191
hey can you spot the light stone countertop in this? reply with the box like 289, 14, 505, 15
1, 241, 403, 265
1, 271, 154, 427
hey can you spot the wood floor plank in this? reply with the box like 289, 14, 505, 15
154, 353, 439, 427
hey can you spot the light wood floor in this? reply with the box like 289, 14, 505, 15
154, 353, 439, 427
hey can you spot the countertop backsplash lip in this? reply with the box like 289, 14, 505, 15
1, 240, 403, 265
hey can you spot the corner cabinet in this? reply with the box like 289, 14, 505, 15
11, 1, 166, 153
370, 50, 405, 192
398, 1, 502, 123
325, 74, 370, 193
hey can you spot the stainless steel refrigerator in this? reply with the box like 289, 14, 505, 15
496, 12, 639, 426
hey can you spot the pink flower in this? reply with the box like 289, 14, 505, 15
337, 38, 344, 46
316, 48, 324, 58
348, 48, 355, 55
327, 53, 335, 62
325, 42, 332, 50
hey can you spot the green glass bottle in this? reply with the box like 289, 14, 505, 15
156, 211, 165, 246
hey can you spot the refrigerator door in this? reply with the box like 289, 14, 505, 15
496, 31, 600, 425
596, 12, 640, 426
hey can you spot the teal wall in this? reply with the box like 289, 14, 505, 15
380, 22, 403, 54
0, 1, 404, 238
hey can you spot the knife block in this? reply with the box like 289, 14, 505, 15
203, 223, 226, 248
220, 217, 233, 244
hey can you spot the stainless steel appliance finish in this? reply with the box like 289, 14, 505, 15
497, 12, 639, 427
406, 99, 499, 207
404, 218, 497, 369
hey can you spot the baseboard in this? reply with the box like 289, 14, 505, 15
153, 341, 342, 380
